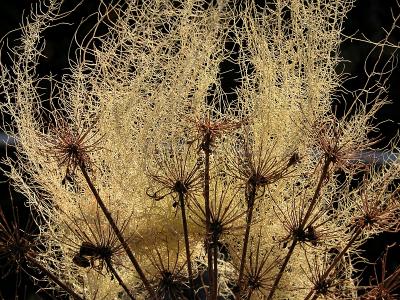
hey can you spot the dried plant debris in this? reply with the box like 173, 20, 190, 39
0, 0, 399, 299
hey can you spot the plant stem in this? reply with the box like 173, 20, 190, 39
266, 239, 297, 300
178, 191, 194, 294
203, 133, 213, 298
212, 236, 219, 300
26, 254, 84, 300
237, 184, 257, 291
80, 165, 157, 300
268, 158, 332, 300
304, 227, 362, 300
106, 259, 136, 300
300, 157, 331, 228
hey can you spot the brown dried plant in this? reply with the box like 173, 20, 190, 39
64, 204, 136, 299
0, 0, 399, 299
42, 116, 103, 179
146, 143, 203, 204
234, 231, 281, 300
272, 186, 345, 250
227, 135, 298, 200
145, 235, 190, 300
360, 245, 400, 300
0, 195, 83, 299
310, 114, 381, 174
302, 253, 354, 300
190, 179, 246, 247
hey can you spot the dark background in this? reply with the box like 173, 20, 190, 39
0, 0, 399, 299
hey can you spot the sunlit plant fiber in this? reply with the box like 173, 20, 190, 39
0, 0, 399, 299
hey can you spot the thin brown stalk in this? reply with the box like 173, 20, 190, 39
105, 259, 136, 300
212, 235, 219, 300
304, 227, 362, 300
361, 248, 400, 299
267, 158, 332, 300
266, 239, 297, 300
80, 165, 157, 300
300, 157, 332, 229
193, 112, 243, 299
203, 132, 214, 298
237, 184, 257, 291
26, 254, 84, 300
178, 191, 195, 294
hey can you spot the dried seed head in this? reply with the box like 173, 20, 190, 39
146, 143, 203, 204
233, 232, 280, 299
227, 136, 297, 192
190, 179, 246, 250
189, 112, 243, 153
273, 188, 343, 249
146, 236, 189, 300
42, 117, 102, 178
0, 198, 37, 280
303, 253, 353, 299
313, 117, 378, 172
63, 205, 127, 274
352, 187, 400, 233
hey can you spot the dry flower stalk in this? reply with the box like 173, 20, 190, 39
0, 0, 399, 299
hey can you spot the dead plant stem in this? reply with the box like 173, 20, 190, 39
237, 184, 257, 293
105, 259, 136, 300
203, 134, 214, 298
304, 227, 362, 300
268, 158, 332, 300
212, 235, 219, 300
80, 165, 157, 300
178, 191, 195, 295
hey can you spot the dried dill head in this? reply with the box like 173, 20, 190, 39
350, 167, 400, 234
273, 187, 344, 249
232, 231, 281, 299
144, 235, 190, 300
0, 199, 37, 281
306, 110, 381, 173
63, 204, 128, 274
302, 253, 355, 300
146, 142, 203, 206
190, 179, 246, 255
42, 116, 103, 180
188, 110, 243, 153
226, 135, 298, 206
